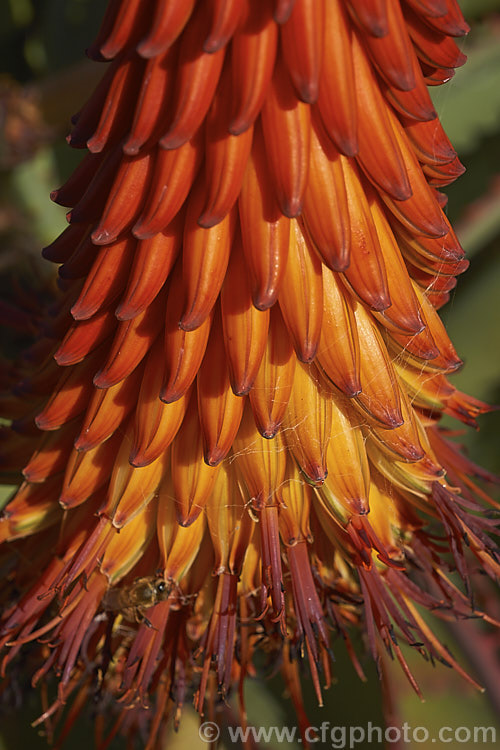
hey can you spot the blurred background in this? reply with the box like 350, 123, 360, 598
0, 0, 499, 747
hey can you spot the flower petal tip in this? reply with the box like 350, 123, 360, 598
231, 383, 252, 397
178, 315, 203, 333
160, 133, 188, 151
131, 222, 155, 240
197, 212, 223, 229
228, 119, 252, 137
260, 427, 279, 440
91, 228, 116, 246
203, 451, 225, 467
281, 198, 304, 219
159, 388, 182, 405
303, 464, 327, 486
252, 291, 279, 311
92, 371, 112, 389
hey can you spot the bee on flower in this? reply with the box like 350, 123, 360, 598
0, 0, 498, 747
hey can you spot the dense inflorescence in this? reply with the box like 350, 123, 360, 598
0, 1, 499, 747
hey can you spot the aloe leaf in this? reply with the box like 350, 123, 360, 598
432, 29, 500, 154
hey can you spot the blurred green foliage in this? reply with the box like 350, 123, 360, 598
0, 0, 103, 79
0, 1, 499, 748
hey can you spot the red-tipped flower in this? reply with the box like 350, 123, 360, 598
1, 1, 498, 747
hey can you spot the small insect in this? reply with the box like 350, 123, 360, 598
102, 576, 169, 626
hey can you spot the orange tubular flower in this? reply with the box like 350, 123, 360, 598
1, 0, 499, 746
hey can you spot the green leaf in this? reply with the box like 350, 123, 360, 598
460, 0, 500, 19
442, 251, 500, 399
455, 179, 500, 257
432, 28, 500, 155
9, 146, 67, 247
